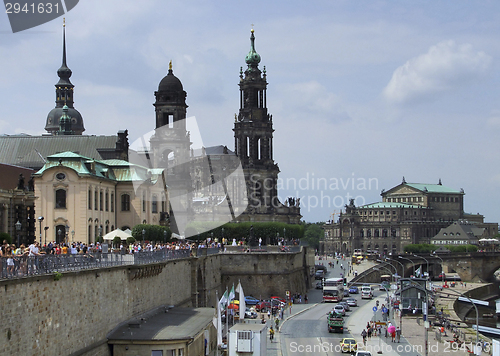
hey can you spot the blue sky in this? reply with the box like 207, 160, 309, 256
1, 0, 500, 223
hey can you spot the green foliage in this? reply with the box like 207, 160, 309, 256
403, 244, 437, 254
112, 236, 122, 248
0, 232, 12, 245
446, 244, 478, 253
302, 223, 324, 250
184, 221, 305, 243
131, 224, 171, 243
126, 236, 136, 245
53, 272, 62, 281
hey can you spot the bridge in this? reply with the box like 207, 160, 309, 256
378, 252, 500, 282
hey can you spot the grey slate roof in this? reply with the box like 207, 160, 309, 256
107, 307, 214, 341
0, 134, 118, 170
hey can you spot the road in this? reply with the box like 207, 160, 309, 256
279, 258, 365, 356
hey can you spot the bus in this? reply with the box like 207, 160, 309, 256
379, 275, 391, 291
323, 277, 344, 302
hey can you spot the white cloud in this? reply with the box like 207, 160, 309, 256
383, 40, 492, 104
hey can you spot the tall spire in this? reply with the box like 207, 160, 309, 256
245, 28, 261, 71
45, 19, 85, 135
57, 18, 72, 87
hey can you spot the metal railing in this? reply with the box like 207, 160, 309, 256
0, 249, 193, 280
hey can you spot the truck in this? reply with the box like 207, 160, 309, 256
327, 311, 344, 333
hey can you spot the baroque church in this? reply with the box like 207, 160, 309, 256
0, 24, 301, 244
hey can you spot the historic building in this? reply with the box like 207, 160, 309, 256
0, 164, 35, 245
321, 178, 498, 255
232, 29, 301, 224
33, 151, 166, 244
430, 220, 487, 246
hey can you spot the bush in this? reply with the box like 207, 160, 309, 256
131, 224, 171, 244
0, 232, 12, 245
113, 236, 122, 248
126, 236, 136, 245
403, 244, 437, 254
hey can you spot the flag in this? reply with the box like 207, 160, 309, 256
237, 281, 246, 321
415, 266, 421, 277
219, 289, 228, 308
228, 285, 235, 302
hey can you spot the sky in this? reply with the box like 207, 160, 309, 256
1, 0, 500, 224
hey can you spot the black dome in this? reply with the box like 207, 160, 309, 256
45, 106, 85, 135
158, 69, 183, 92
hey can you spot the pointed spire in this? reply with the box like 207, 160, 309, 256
57, 18, 72, 86
169, 60, 173, 71
245, 28, 261, 70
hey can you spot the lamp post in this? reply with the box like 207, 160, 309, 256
37, 216, 44, 245
437, 288, 479, 347
44, 226, 49, 246
58, 228, 62, 244
163, 230, 167, 244
283, 228, 286, 244
431, 253, 445, 284
413, 254, 429, 279
388, 257, 405, 278
15, 220, 21, 247
71, 230, 75, 243
398, 256, 415, 276
142, 229, 145, 247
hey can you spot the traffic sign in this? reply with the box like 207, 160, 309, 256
373, 306, 378, 312
382, 307, 388, 313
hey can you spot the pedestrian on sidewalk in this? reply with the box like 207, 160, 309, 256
269, 326, 274, 342
361, 329, 367, 345
396, 327, 401, 343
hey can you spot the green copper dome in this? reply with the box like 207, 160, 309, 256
245, 29, 261, 67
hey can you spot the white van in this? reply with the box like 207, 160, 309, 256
361, 285, 373, 299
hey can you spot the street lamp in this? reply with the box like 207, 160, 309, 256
15, 220, 21, 247
388, 257, 405, 278
398, 256, 415, 276
431, 253, 445, 284
142, 229, 145, 246
44, 226, 49, 245
163, 230, 167, 244
98, 226, 103, 243
37, 216, 44, 245
413, 254, 429, 279
58, 228, 62, 243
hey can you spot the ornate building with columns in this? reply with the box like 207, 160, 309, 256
321, 178, 498, 256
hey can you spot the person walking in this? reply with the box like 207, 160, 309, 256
361, 329, 367, 345
269, 326, 275, 342
396, 326, 401, 343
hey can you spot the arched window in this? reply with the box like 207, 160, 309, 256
152, 195, 158, 213
382, 229, 388, 237
367, 230, 372, 238
374, 229, 380, 237
121, 194, 130, 211
55, 189, 66, 209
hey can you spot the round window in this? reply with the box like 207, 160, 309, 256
56, 173, 66, 180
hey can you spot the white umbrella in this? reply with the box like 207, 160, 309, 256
102, 228, 132, 241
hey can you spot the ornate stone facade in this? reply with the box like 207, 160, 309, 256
321, 178, 498, 256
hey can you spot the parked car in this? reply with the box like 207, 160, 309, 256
244, 307, 258, 319
316, 281, 323, 289
333, 304, 346, 316
349, 286, 359, 294
244, 296, 260, 305
271, 296, 286, 304
346, 298, 357, 307
340, 338, 358, 353
255, 301, 271, 312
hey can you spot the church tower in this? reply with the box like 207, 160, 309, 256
45, 20, 84, 135
234, 29, 300, 223
150, 61, 192, 234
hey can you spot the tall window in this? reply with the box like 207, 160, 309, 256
94, 191, 98, 210
121, 194, 130, 211
55, 189, 66, 209
88, 189, 92, 210
105, 192, 109, 211
111, 193, 114, 212
100, 191, 103, 211
152, 195, 158, 213
142, 191, 146, 212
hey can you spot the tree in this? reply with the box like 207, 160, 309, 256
302, 223, 323, 250
113, 236, 121, 248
